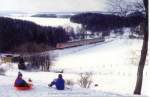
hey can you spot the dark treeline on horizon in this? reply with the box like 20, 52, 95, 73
0, 12, 144, 53
0, 17, 69, 53
70, 12, 144, 32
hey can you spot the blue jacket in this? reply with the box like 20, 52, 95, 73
51, 78, 65, 90
14, 78, 27, 87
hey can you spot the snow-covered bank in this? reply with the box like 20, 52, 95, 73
9, 16, 80, 28
51, 38, 149, 95
0, 38, 149, 97
53, 38, 143, 72
0, 71, 147, 97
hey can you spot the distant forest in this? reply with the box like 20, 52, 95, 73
0, 12, 144, 53
0, 17, 69, 53
32, 14, 57, 18
70, 12, 144, 32
31, 14, 72, 18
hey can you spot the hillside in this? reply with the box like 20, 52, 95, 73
0, 37, 149, 97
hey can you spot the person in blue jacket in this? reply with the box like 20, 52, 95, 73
48, 74, 65, 90
14, 72, 29, 87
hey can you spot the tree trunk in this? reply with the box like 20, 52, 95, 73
134, 30, 148, 94
134, 0, 148, 94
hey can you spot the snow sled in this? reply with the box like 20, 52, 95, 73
15, 84, 33, 90
14, 78, 33, 90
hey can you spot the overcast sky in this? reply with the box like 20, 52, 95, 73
0, 0, 107, 12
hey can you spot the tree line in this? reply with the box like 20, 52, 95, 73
0, 17, 69, 53
70, 12, 144, 32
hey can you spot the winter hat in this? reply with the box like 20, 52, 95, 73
58, 74, 62, 78
18, 72, 22, 77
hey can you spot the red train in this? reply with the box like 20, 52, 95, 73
56, 37, 105, 49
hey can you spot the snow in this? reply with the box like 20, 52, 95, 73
0, 70, 128, 97
0, 16, 149, 97
9, 16, 80, 28
0, 71, 147, 97
53, 38, 141, 71
0, 37, 149, 97
52, 38, 149, 95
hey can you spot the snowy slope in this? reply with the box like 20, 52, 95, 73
9, 16, 80, 28
0, 71, 147, 97
0, 14, 149, 97
52, 38, 149, 95
0, 38, 149, 97
0, 70, 129, 97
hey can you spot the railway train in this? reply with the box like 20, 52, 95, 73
56, 37, 105, 49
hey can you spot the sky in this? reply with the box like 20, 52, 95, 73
0, 0, 107, 13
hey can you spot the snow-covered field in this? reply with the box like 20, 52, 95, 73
10, 16, 80, 28
0, 16, 149, 97
0, 71, 132, 97
0, 38, 149, 97
52, 38, 149, 95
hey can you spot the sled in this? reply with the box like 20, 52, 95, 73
15, 84, 33, 90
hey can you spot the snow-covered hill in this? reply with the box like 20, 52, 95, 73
0, 38, 149, 97
52, 38, 149, 95
0, 15, 149, 97
10, 16, 80, 28
0, 71, 132, 97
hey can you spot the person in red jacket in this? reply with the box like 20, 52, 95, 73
14, 72, 29, 87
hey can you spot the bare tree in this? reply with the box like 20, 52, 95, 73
107, 0, 132, 16
76, 26, 87, 40
22, 52, 55, 71
107, 0, 148, 95
107, 0, 145, 16
133, 0, 145, 13
0, 68, 5, 75
130, 49, 148, 66
134, 0, 148, 94
78, 72, 93, 88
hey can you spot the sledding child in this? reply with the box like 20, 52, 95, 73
48, 74, 65, 90
14, 72, 29, 87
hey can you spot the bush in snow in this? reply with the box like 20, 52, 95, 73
0, 68, 6, 75
18, 57, 26, 70
130, 49, 149, 66
78, 72, 93, 88
22, 53, 54, 71
66, 79, 74, 86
